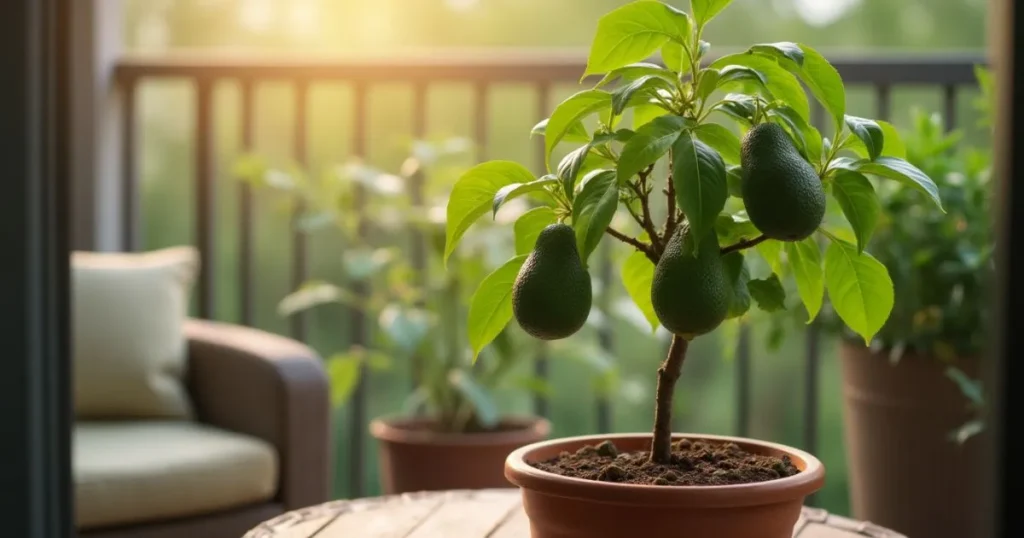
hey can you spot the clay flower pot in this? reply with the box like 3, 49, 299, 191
841, 343, 986, 538
370, 415, 550, 494
505, 433, 824, 538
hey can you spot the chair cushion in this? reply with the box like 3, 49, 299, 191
72, 246, 197, 418
74, 421, 279, 530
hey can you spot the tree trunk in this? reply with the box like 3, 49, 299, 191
649, 335, 690, 463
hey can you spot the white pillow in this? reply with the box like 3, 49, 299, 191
72, 246, 198, 419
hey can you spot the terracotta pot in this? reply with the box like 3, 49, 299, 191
505, 433, 824, 538
841, 343, 985, 538
370, 415, 550, 494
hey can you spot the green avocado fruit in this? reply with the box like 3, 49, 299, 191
512, 223, 592, 340
740, 123, 826, 241
651, 227, 731, 338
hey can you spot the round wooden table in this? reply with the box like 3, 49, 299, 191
243, 489, 906, 537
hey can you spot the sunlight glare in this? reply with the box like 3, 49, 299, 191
792, 0, 861, 27
445, 0, 480, 12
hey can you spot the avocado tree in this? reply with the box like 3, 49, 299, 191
444, 0, 942, 464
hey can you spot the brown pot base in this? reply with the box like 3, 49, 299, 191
505, 433, 824, 538
370, 415, 550, 495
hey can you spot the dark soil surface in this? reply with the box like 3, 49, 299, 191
531, 439, 801, 486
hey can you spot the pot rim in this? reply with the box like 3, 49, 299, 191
370, 414, 550, 447
505, 432, 825, 508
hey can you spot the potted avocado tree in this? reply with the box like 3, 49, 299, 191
443, 1, 942, 536
835, 83, 992, 538
242, 140, 633, 495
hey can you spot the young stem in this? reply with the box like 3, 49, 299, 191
650, 335, 690, 463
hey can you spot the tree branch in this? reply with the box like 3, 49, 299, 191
605, 227, 658, 263
632, 167, 662, 252
721, 234, 768, 255
665, 157, 678, 241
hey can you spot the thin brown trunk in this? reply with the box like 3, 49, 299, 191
650, 335, 690, 463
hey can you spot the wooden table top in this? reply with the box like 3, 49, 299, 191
243, 489, 906, 538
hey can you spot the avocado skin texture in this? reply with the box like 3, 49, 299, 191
651, 227, 730, 338
740, 123, 826, 241
512, 224, 592, 340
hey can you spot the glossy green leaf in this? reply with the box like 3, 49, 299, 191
531, 117, 589, 143
757, 239, 784, 275
632, 103, 671, 129
791, 44, 846, 134
831, 171, 881, 253
876, 120, 906, 158
748, 274, 786, 312
726, 164, 743, 197
845, 115, 884, 161
445, 161, 534, 264
694, 123, 741, 164
672, 131, 727, 252
716, 65, 768, 94
768, 105, 823, 164
611, 75, 674, 116
595, 62, 676, 89
750, 42, 805, 66
661, 41, 689, 74
617, 115, 688, 183
558, 145, 591, 201
585, 1, 692, 77
572, 170, 619, 265
448, 370, 500, 428
467, 255, 528, 359
696, 68, 721, 101
716, 213, 758, 244
855, 156, 944, 210
492, 177, 558, 217
514, 207, 558, 255
711, 54, 809, 120
824, 238, 894, 344
691, 0, 734, 29
621, 250, 659, 331
544, 90, 613, 170
723, 252, 751, 318
785, 238, 824, 321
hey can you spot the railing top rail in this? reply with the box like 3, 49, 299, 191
115, 50, 987, 86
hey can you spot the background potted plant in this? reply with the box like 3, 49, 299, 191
443, 1, 942, 536
825, 67, 994, 538
241, 139, 633, 494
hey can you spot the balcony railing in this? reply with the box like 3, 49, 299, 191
114, 51, 985, 499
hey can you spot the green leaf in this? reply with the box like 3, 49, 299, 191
532, 117, 589, 143
831, 171, 881, 253
691, 0, 734, 29
855, 156, 943, 210
824, 238, 893, 344
844, 116, 884, 161
672, 131, 727, 251
445, 161, 534, 264
792, 44, 846, 134
661, 42, 689, 74
716, 213, 758, 244
750, 42, 805, 66
596, 62, 676, 89
585, 1, 692, 77
558, 145, 591, 201
694, 123, 741, 164
633, 103, 670, 129
617, 115, 688, 183
878, 120, 906, 158
711, 54, 810, 120
592, 129, 636, 145
757, 239, 784, 275
467, 255, 528, 359
278, 280, 358, 317
748, 274, 786, 312
785, 238, 824, 321
448, 370, 500, 428
695, 68, 721, 101
723, 252, 751, 318
492, 177, 558, 217
611, 76, 673, 117
326, 353, 362, 407
572, 170, 619, 265
515, 207, 558, 255
768, 105, 823, 164
726, 164, 743, 197
621, 250, 659, 331
717, 65, 768, 93
713, 95, 758, 124
545, 90, 613, 170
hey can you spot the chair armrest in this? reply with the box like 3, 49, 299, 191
184, 318, 331, 509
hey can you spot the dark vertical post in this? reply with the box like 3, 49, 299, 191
943, 85, 958, 132
195, 78, 216, 319
121, 77, 139, 251
291, 79, 309, 341
238, 79, 255, 326
596, 242, 613, 433
532, 82, 551, 418
735, 322, 751, 437
348, 82, 369, 498
0, 0, 73, 534
409, 82, 428, 390
875, 84, 892, 122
